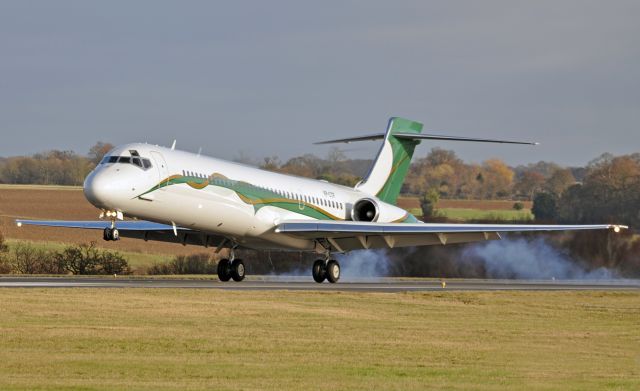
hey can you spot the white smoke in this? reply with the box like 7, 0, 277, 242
337, 250, 390, 281
462, 238, 617, 280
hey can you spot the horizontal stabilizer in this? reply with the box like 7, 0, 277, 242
315, 133, 538, 145
314, 134, 386, 145
394, 133, 538, 145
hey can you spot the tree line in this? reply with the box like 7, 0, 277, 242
0, 142, 113, 186
534, 153, 640, 229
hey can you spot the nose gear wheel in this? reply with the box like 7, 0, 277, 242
103, 227, 119, 241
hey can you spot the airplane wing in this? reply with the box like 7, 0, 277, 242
15, 219, 226, 248
275, 220, 627, 252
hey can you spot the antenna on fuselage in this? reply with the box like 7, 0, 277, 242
197, 147, 202, 157
171, 140, 176, 150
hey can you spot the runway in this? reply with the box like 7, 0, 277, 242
0, 276, 638, 292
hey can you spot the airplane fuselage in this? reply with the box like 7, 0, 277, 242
83, 143, 417, 253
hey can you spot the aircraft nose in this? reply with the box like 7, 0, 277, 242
83, 169, 128, 209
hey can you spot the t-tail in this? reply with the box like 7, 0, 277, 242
315, 116, 538, 205
355, 118, 422, 204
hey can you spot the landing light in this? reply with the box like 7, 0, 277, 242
613, 226, 621, 233
16, 222, 22, 228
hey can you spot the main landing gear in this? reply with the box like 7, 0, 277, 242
217, 259, 245, 282
217, 248, 246, 283
312, 259, 340, 284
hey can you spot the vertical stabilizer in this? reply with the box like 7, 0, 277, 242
355, 117, 423, 204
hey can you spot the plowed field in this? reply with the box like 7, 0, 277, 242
0, 185, 202, 256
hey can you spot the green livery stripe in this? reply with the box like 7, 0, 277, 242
138, 174, 344, 221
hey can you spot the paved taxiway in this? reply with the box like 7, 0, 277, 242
0, 276, 638, 292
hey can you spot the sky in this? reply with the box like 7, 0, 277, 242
1, 1, 638, 167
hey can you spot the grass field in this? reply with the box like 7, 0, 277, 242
0, 289, 638, 390
437, 208, 534, 221
398, 197, 533, 220
397, 197, 532, 212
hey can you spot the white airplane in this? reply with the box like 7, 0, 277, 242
16, 117, 626, 283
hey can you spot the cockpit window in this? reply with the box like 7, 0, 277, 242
129, 150, 140, 157
100, 154, 153, 170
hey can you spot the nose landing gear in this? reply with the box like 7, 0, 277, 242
103, 227, 120, 241
312, 258, 341, 283
101, 210, 122, 242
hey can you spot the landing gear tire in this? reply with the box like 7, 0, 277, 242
312, 259, 326, 283
103, 227, 120, 241
326, 260, 340, 283
217, 259, 231, 282
231, 259, 246, 282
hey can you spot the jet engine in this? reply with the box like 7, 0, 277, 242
351, 198, 379, 222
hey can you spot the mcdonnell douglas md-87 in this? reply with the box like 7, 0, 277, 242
16, 118, 626, 283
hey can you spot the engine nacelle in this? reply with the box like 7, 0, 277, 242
351, 198, 379, 222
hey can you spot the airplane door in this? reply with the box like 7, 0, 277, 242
150, 151, 170, 188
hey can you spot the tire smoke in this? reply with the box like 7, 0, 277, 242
461, 238, 617, 280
